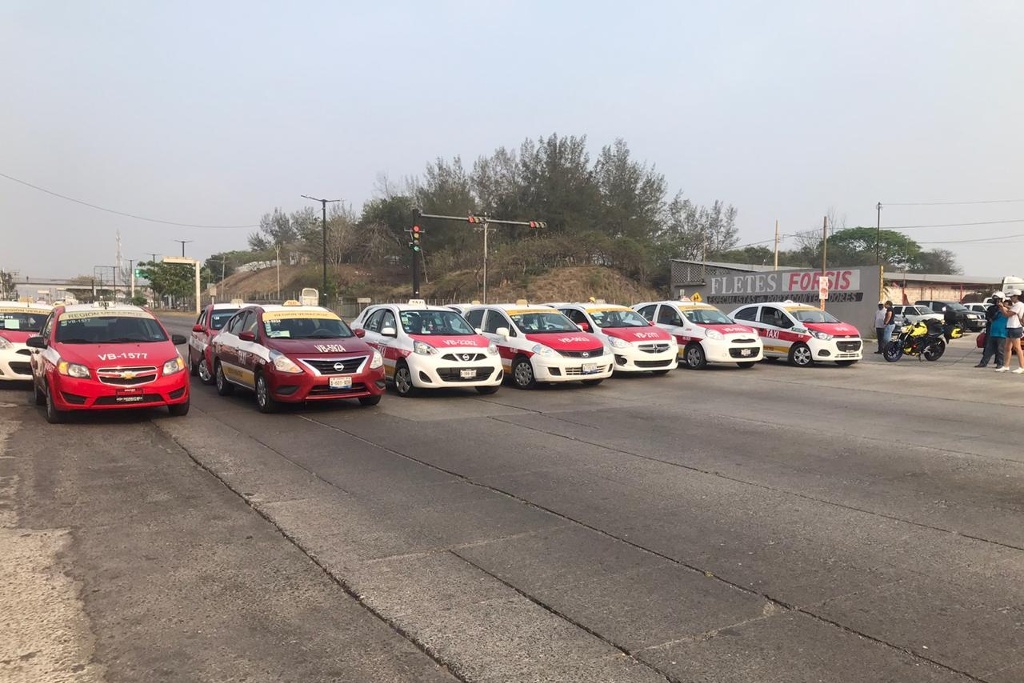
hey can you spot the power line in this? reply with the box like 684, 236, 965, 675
886, 218, 1024, 230
919, 233, 1024, 245
885, 199, 1024, 207
0, 171, 257, 229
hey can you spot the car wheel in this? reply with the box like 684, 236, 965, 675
393, 362, 418, 397
189, 353, 199, 377
736, 362, 756, 369
44, 382, 65, 424
683, 343, 707, 369
788, 343, 813, 367
197, 357, 214, 385
168, 398, 190, 416
475, 385, 500, 395
254, 372, 278, 413
511, 357, 536, 389
215, 361, 234, 396
34, 380, 46, 406
834, 360, 857, 367
581, 378, 603, 386
358, 395, 382, 406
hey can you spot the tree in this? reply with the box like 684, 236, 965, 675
249, 208, 297, 251
909, 249, 961, 274
593, 138, 666, 242
658, 193, 739, 260
0, 270, 16, 300
137, 261, 195, 301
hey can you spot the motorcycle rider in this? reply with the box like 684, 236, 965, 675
977, 291, 1006, 368
996, 289, 1024, 373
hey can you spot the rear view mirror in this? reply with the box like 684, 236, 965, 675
353, 328, 366, 338
26, 335, 46, 349
238, 331, 256, 342
192, 324, 204, 333
495, 327, 510, 339
381, 327, 397, 337
171, 334, 188, 345
577, 322, 590, 332
474, 328, 483, 335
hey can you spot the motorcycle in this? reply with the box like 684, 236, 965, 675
884, 319, 951, 362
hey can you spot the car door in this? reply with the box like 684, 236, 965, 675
560, 308, 592, 333
653, 304, 687, 345
757, 305, 796, 357
216, 310, 247, 382
189, 308, 208, 365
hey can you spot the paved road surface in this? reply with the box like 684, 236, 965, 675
2, 315, 1022, 682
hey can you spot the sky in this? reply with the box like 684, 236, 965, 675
3, 0, 1024, 282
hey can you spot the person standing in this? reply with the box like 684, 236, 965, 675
996, 289, 1024, 373
977, 292, 1006, 368
873, 303, 886, 354
882, 301, 896, 349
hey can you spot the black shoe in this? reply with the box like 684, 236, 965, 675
873, 351, 882, 354
975, 363, 987, 368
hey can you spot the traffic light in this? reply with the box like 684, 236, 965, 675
467, 215, 485, 224
411, 224, 421, 252
133, 268, 142, 278
528, 221, 547, 229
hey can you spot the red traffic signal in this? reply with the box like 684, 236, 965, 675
528, 221, 547, 229
467, 215, 485, 224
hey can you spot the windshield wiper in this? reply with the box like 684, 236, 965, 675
106, 337, 162, 343
57, 338, 93, 344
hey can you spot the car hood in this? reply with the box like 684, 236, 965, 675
0, 330, 37, 344
409, 334, 492, 349
805, 322, 860, 337
602, 327, 673, 342
268, 337, 372, 356
524, 332, 604, 351
698, 323, 757, 336
55, 342, 177, 365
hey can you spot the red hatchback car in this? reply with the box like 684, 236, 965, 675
211, 303, 386, 412
188, 302, 243, 384
27, 303, 190, 423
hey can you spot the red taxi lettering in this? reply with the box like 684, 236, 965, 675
556, 336, 590, 344
439, 339, 479, 347
633, 331, 662, 339
764, 329, 780, 339
314, 344, 347, 353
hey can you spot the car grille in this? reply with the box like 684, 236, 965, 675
436, 367, 498, 382
94, 394, 163, 405
16, 349, 32, 356
559, 348, 605, 358
8, 361, 32, 375
837, 340, 862, 352
308, 383, 366, 395
97, 366, 158, 387
638, 343, 671, 353
635, 359, 673, 368
729, 348, 759, 358
564, 364, 611, 376
301, 356, 367, 375
441, 352, 487, 362
730, 338, 758, 344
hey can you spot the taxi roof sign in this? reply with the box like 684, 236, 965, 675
515, 299, 529, 305
282, 300, 302, 306
408, 298, 426, 306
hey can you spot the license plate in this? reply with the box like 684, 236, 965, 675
460, 369, 476, 379
740, 348, 752, 357
115, 395, 145, 403
329, 376, 352, 389
582, 362, 598, 374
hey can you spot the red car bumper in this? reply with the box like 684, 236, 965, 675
265, 366, 386, 403
48, 372, 190, 411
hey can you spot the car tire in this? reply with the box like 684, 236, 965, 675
683, 343, 707, 370
197, 357, 214, 385
511, 357, 536, 389
581, 378, 603, 386
44, 382, 66, 424
189, 353, 199, 377
254, 371, 278, 413
392, 362, 418, 397
168, 398, 190, 416
834, 360, 857, 367
215, 361, 234, 396
475, 385, 500, 395
34, 381, 46, 406
359, 395, 382, 406
788, 343, 813, 367
736, 362, 756, 369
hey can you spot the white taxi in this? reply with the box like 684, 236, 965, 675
633, 299, 763, 369
551, 302, 677, 374
728, 301, 863, 367
0, 302, 51, 382
350, 301, 503, 397
463, 302, 614, 389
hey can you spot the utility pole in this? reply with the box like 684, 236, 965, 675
174, 240, 193, 258
275, 244, 281, 301
875, 202, 882, 264
301, 195, 342, 307
821, 215, 828, 310
127, 259, 135, 299
773, 220, 779, 270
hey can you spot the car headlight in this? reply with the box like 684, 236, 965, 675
413, 340, 438, 356
608, 336, 629, 349
810, 331, 833, 341
57, 361, 91, 379
269, 350, 304, 374
486, 343, 499, 356
370, 350, 383, 369
0, 337, 12, 350
531, 343, 557, 357
705, 329, 724, 341
162, 356, 186, 375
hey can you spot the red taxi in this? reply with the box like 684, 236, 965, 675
0, 302, 51, 382
26, 303, 190, 423
188, 303, 243, 384
211, 302, 385, 412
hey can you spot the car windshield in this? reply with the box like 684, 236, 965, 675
210, 309, 239, 330
0, 311, 46, 332
682, 307, 733, 325
263, 315, 354, 339
589, 309, 650, 328
509, 310, 579, 333
56, 314, 169, 343
789, 309, 841, 324
400, 310, 475, 335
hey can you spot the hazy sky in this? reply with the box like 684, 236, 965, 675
4, 1, 1024, 281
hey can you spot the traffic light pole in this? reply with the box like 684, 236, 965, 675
416, 212, 546, 303
411, 209, 421, 298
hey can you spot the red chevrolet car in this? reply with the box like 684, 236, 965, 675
27, 303, 190, 423
210, 302, 386, 412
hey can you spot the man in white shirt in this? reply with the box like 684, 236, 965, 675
996, 289, 1024, 373
873, 303, 886, 354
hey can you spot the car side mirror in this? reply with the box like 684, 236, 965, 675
192, 324, 204, 333
171, 334, 188, 345
474, 328, 483, 335
381, 327, 397, 337
238, 331, 256, 342
353, 328, 366, 338
26, 335, 46, 349
577, 322, 590, 332
495, 326, 510, 339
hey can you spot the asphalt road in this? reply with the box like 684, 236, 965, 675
3, 314, 1023, 683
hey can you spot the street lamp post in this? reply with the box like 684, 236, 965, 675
301, 195, 342, 307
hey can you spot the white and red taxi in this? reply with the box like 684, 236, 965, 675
211, 302, 386, 412
728, 301, 863, 367
26, 303, 190, 423
463, 302, 614, 389
188, 302, 243, 384
350, 301, 503, 397
551, 302, 677, 374
633, 299, 763, 369
0, 302, 51, 382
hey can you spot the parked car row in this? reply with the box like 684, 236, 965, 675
6, 296, 868, 423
